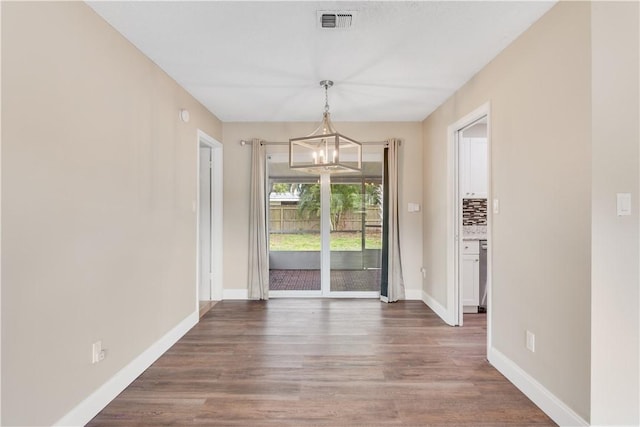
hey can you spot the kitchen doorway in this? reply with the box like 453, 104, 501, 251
447, 103, 491, 343
458, 118, 488, 320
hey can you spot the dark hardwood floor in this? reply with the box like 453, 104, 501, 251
88, 300, 556, 426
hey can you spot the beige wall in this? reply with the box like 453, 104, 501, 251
222, 122, 423, 296
591, 2, 639, 425
1, 2, 221, 425
422, 2, 591, 420
1, 3, 4, 423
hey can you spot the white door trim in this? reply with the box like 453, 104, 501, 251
446, 102, 492, 350
196, 130, 223, 309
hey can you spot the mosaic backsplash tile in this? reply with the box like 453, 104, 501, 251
462, 198, 487, 226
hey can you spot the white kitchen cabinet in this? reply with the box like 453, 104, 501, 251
460, 137, 487, 198
461, 240, 479, 312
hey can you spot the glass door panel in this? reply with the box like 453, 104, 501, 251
329, 147, 383, 294
267, 150, 321, 294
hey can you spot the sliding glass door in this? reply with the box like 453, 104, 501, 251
267, 145, 383, 297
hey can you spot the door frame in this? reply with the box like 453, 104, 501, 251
446, 102, 492, 347
268, 173, 380, 299
196, 130, 223, 309
267, 148, 381, 299
324, 174, 379, 298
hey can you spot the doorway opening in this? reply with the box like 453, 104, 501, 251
267, 144, 383, 298
458, 118, 488, 320
197, 130, 223, 316
447, 103, 491, 345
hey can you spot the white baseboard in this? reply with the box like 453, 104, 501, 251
223, 288, 248, 300
235, 289, 420, 301
422, 290, 455, 326
54, 311, 199, 427
488, 347, 589, 427
404, 289, 422, 300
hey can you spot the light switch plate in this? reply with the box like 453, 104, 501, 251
493, 199, 500, 214
92, 341, 102, 364
526, 331, 535, 352
617, 193, 631, 216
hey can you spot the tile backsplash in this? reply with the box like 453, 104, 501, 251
462, 198, 487, 226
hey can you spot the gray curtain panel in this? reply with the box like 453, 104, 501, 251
382, 138, 405, 302
248, 139, 269, 299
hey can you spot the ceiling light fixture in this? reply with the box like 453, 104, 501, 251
289, 80, 362, 174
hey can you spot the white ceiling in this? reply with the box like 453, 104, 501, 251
87, 1, 556, 122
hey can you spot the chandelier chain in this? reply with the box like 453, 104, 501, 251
324, 83, 330, 114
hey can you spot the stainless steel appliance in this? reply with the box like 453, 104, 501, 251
479, 240, 487, 311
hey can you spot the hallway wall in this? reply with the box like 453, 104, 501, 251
590, 2, 639, 424
422, 2, 591, 421
1, 3, 222, 425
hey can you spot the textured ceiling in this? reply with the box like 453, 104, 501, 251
87, 1, 556, 122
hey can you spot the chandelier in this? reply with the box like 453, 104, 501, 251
289, 80, 362, 174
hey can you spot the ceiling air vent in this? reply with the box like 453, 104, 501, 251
317, 11, 355, 29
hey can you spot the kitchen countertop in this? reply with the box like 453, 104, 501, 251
462, 225, 487, 241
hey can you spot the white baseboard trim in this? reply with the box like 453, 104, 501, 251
223, 288, 249, 300
422, 290, 455, 326
54, 311, 198, 427
234, 289, 420, 301
404, 289, 422, 300
488, 347, 589, 427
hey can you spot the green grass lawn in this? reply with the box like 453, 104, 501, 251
270, 232, 382, 251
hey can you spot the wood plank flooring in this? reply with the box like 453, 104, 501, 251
87, 300, 556, 426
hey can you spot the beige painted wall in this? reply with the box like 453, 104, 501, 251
591, 2, 639, 425
422, 2, 591, 420
0, 3, 4, 423
1, 2, 221, 425
222, 122, 423, 297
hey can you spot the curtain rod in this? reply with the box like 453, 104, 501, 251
239, 140, 394, 146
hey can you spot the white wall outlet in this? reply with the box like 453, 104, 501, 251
92, 340, 106, 364
493, 198, 500, 214
526, 330, 535, 353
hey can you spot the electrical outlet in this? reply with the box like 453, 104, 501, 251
526, 331, 535, 352
92, 341, 106, 364
408, 202, 421, 212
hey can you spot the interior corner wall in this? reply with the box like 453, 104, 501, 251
221, 122, 423, 298
590, 2, 640, 425
422, 2, 591, 421
1, 2, 222, 425
0, 3, 3, 424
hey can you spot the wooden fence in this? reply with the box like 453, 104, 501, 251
269, 205, 381, 233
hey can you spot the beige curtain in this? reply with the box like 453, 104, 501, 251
247, 139, 269, 299
384, 138, 405, 302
